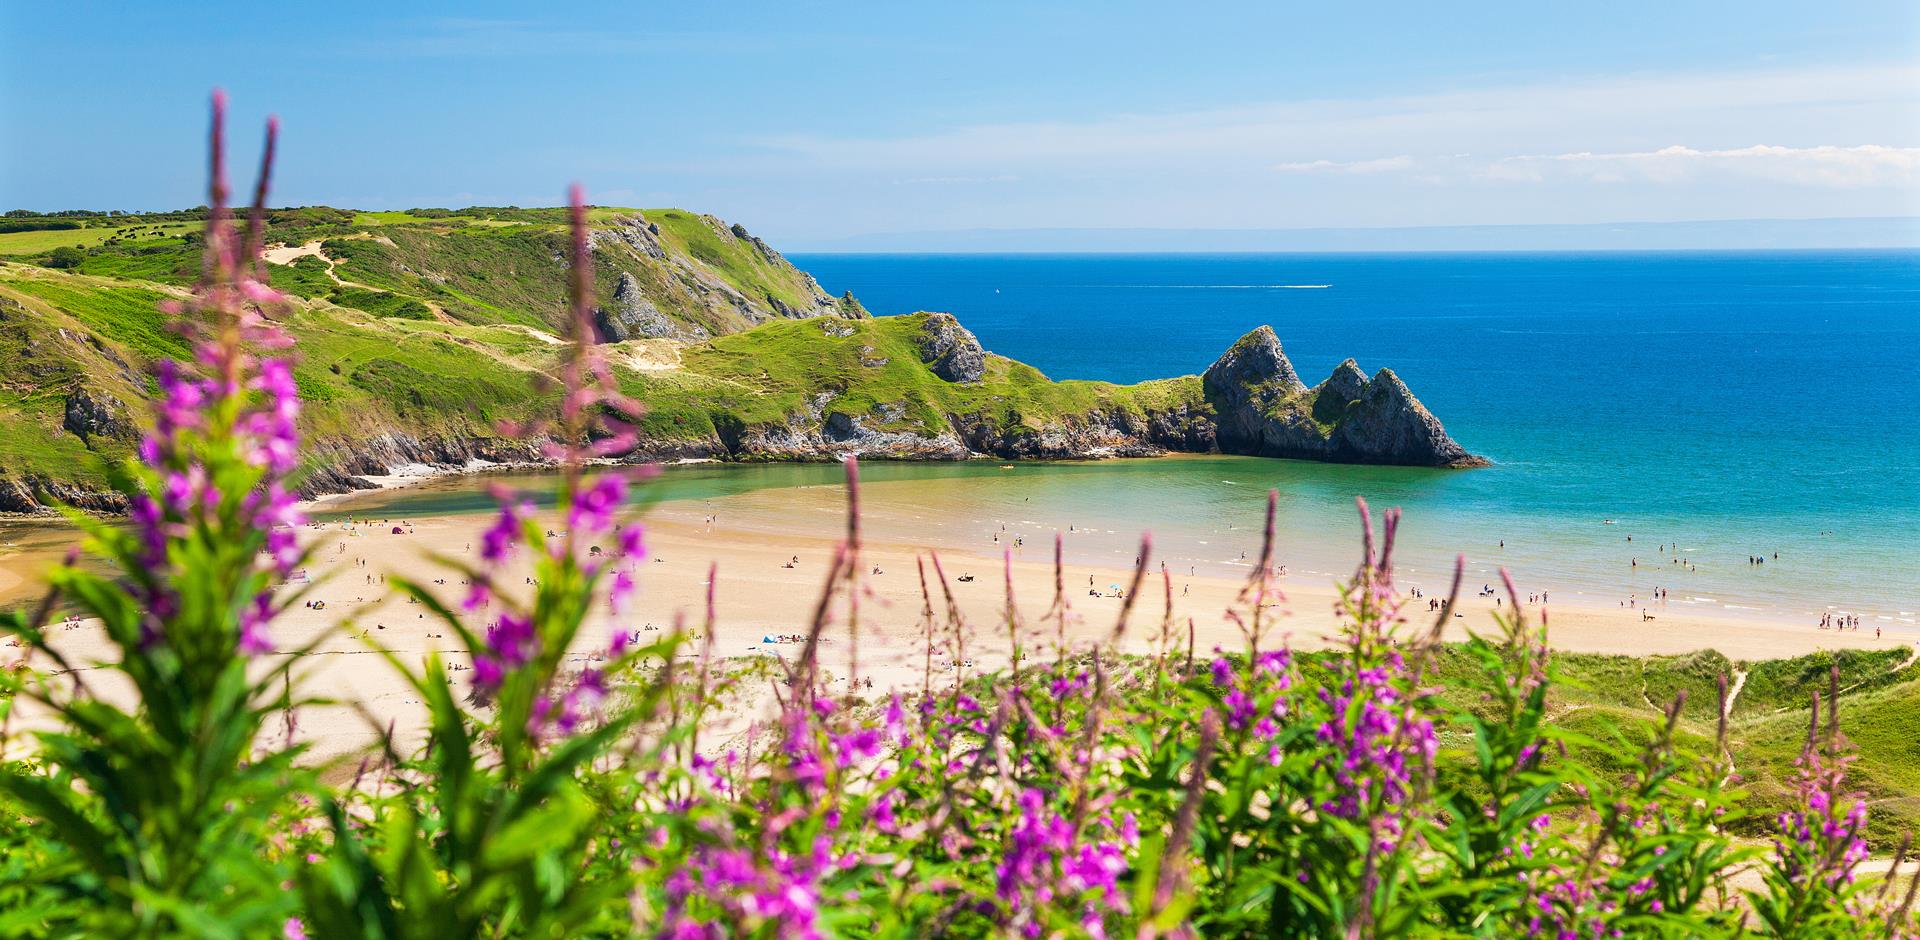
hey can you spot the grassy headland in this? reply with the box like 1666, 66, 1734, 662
0, 205, 1215, 509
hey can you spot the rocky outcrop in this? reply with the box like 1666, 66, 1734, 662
952, 405, 1213, 459
275, 432, 551, 505
595, 272, 696, 342
0, 475, 128, 514
1202, 326, 1320, 458
1202, 326, 1485, 468
915, 313, 987, 383
1318, 359, 1368, 410
62, 387, 133, 444
1331, 368, 1484, 467
590, 214, 867, 336
592, 216, 669, 261
605, 322, 1470, 468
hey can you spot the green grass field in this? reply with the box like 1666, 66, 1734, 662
0, 222, 199, 256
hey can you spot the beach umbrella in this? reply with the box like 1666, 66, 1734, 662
391, 526, 404, 535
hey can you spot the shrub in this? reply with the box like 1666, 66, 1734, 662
0, 218, 84, 234
43, 246, 85, 268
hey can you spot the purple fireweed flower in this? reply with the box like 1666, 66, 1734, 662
664, 839, 843, 940
479, 498, 532, 565
608, 567, 636, 616
569, 472, 627, 535
473, 612, 537, 692
617, 522, 646, 558
123, 94, 306, 657
554, 668, 607, 735
1209, 649, 1294, 735
995, 788, 1133, 938
1771, 735, 1871, 890
462, 578, 492, 612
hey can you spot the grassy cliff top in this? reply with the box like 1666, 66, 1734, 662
0, 206, 849, 336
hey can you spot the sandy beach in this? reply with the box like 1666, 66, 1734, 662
1, 472, 1899, 770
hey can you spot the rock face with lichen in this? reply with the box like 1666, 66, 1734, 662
1202, 326, 1484, 467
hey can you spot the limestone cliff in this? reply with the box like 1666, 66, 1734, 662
1202, 326, 1485, 468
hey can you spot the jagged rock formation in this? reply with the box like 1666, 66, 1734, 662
1202, 326, 1485, 467
915, 313, 987, 383
595, 272, 695, 341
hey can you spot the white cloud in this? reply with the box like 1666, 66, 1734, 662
737, 62, 1920, 234
1273, 155, 1414, 174
755, 63, 1919, 183
1483, 144, 1920, 187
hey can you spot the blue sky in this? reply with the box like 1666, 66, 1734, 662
3, 1, 1916, 244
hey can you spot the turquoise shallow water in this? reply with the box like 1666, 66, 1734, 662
323, 451, 1914, 628
783, 251, 1920, 622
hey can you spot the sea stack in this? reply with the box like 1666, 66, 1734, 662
1202, 326, 1486, 468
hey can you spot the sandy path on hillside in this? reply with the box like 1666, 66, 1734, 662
262, 239, 453, 322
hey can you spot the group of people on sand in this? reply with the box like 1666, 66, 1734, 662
1622, 588, 1667, 609
1820, 612, 1872, 636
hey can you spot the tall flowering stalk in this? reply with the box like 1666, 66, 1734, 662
1300, 499, 1442, 936
653, 460, 891, 940
294, 186, 680, 937
0, 92, 314, 936
1748, 679, 1905, 936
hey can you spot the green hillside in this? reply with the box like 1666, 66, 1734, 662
1427, 643, 1920, 848
0, 205, 1220, 511
0, 206, 860, 335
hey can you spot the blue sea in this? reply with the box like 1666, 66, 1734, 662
773, 251, 1920, 623
283, 251, 1920, 626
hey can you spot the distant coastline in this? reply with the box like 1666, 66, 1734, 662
786, 216, 1920, 253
